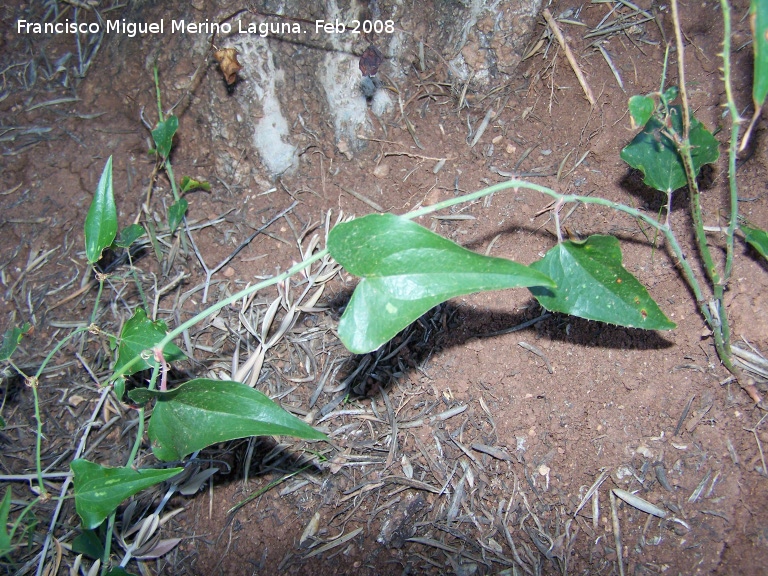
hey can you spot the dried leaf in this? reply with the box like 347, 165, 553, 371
359, 44, 383, 77
214, 48, 242, 85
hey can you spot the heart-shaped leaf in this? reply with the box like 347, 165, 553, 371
128, 379, 326, 461
70, 459, 183, 529
620, 105, 719, 193
529, 235, 675, 330
85, 157, 118, 264
151, 115, 178, 159
741, 222, 768, 260
328, 214, 555, 353
113, 308, 185, 377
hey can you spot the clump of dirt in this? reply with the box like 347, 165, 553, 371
1, 1, 767, 575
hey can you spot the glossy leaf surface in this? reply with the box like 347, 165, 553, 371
71, 459, 182, 529
128, 379, 326, 461
113, 308, 185, 377
328, 213, 554, 353
529, 235, 675, 330
85, 156, 118, 264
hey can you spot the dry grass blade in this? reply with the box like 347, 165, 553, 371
542, 9, 595, 106
573, 468, 609, 517
609, 489, 625, 576
303, 527, 363, 558
612, 488, 666, 518
731, 343, 768, 381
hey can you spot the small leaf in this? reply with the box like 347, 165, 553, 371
620, 105, 719, 193
106, 569, 137, 576
751, 0, 768, 111
328, 214, 554, 354
628, 94, 655, 129
114, 224, 145, 249
661, 85, 679, 106
114, 378, 126, 402
70, 459, 183, 530
0, 322, 31, 362
741, 223, 768, 260
113, 309, 185, 377
151, 115, 178, 159
71, 529, 105, 560
180, 176, 211, 193
529, 235, 675, 330
167, 198, 188, 233
85, 157, 118, 264
128, 379, 326, 461
0, 488, 12, 556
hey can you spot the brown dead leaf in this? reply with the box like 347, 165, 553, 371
213, 48, 242, 85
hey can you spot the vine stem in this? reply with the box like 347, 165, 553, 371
110, 178, 706, 384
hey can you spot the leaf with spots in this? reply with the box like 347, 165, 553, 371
328, 213, 555, 354
70, 459, 183, 529
529, 235, 675, 330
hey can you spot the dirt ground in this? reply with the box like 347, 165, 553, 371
2, 0, 768, 575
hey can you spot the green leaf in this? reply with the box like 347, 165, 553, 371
71, 529, 105, 560
628, 95, 655, 129
114, 378, 126, 402
620, 105, 719, 193
0, 488, 12, 556
328, 214, 555, 354
106, 568, 137, 576
168, 198, 188, 233
128, 379, 326, 461
113, 308, 185, 377
0, 322, 31, 362
741, 223, 768, 260
180, 176, 211, 193
85, 157, 118, 264
151, 115, 178, 159
752, 0, 768, 111
661, 85, 679, 106
114, 224, 145, 249
71, 459, 182, 530
529, 235, 675, 330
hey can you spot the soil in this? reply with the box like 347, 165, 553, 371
1, 1, 768, 576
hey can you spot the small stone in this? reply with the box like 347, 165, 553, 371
223, 266, 235, 278
492, 135, 503, 144
373, 163, 390, 178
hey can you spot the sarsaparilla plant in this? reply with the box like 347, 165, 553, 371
1, 0, 766, 573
